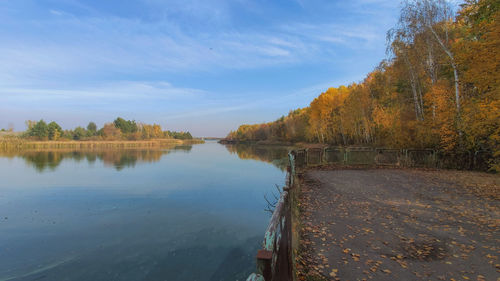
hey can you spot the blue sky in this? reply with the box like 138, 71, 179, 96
0, 0, 404, 137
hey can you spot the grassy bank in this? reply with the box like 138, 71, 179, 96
0, 138, 204, 151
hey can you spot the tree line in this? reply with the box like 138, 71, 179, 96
226, 0, 499, 171
23, 117, 193, 141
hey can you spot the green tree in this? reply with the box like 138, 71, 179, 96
48, 121, 62, 140
73, 127, 87, 140
87, 122, 97, 136
167, 131, 193, 140
30, 120, 49, 139
113, 117, 138, 134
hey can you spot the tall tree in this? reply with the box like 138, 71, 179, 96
102, 123, 122, 140
113, 117, 138, 134
417, 0, 461, 114
48, 121, 62, 140
87, 122, 97, 135
30, 120, 49, 139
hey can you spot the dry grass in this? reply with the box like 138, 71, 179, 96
0, 138, 204, 151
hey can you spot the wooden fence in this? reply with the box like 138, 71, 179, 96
294, 147, 491, 170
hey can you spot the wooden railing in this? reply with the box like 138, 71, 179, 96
246, 153, 296, 281
293, 147, 491, 171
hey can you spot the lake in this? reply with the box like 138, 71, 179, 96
0, 141, 291, 281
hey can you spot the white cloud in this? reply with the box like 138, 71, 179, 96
49, 9, 64, 16
0, 81, 204, 103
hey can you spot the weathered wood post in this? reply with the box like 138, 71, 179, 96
256, 250, 272, 280
323, 147, 328, 164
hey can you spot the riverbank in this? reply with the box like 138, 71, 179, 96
0, 138, 204, 151
219, 139, 327, 149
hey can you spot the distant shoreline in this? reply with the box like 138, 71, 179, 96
0, 138, 204, 151
218, 139, 326, 149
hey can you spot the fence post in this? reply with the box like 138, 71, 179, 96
256, 250, 272, 281
288, 152, 295, 186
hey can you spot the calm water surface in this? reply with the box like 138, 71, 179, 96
0, 141, 290, 281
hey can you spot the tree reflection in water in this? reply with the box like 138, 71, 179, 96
0, 144, 291, 172
0, 145, 193, 172
223, 144, 292, 171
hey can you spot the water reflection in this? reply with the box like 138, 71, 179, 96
0, 146, 192, 172
223, 144, 292, 170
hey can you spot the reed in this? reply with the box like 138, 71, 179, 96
0, 138, 204, 151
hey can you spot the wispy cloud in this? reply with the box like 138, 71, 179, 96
49, 9, 64, 16
0, 81, 203, 103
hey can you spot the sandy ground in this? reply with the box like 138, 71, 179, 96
296, 168, 500, 281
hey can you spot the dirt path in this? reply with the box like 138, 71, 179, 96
296, 168, 500, 281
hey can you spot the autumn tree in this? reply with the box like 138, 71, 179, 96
102, 123, 122, 140
455, 0, 500, 170
25, 120, 36, 131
